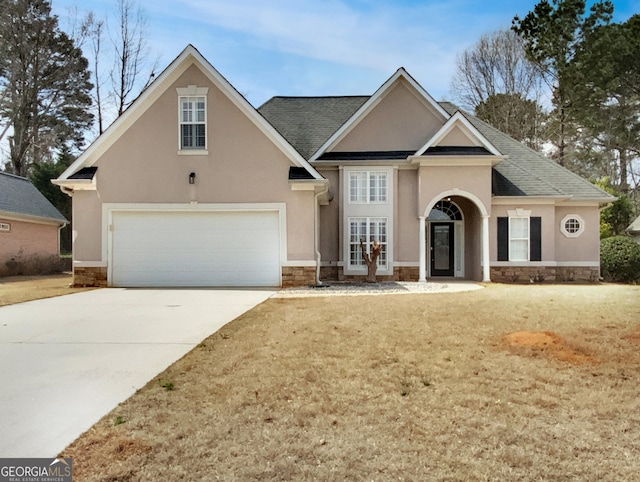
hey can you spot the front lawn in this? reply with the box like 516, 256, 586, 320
62, 284, 640, 481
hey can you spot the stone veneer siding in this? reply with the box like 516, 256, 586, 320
282, 266, 317, 287
73, 266, 108, 287
320, 266, 420, 283
490, 266, 599, 283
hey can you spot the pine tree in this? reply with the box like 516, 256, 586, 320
0, 0, 93, 176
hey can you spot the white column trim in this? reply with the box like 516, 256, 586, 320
482, 214, 491, 282
419, 216, 426, 282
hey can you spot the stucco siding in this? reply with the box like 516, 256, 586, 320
396, 169, 419, 261
418, 165, 492, 216
72, 191, 103, 262
73, 63, 315, 264
555, 206, 600, 262
332, 80, 443, 152
318, 169, 340, 263
439, 127, 477, 146
490, 203, 556, 261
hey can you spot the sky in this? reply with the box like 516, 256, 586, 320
48, 0, 640, 109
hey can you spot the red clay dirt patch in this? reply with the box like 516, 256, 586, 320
503, 331, 595, 365
623, 325, 640, 345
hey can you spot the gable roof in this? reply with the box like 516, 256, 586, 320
417, 110, 502, 157
307, 68, 450, 161
0, 172, 67, 224
438, 103, 615, 201
56, 45, 323, 184
258, 96, 369, 160
261, 94, 613, 201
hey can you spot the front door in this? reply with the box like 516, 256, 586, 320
430, 223, 454, 277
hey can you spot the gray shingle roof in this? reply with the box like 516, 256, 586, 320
627, 215, 640, 234
438, 102, 612, 200
258, 94, 612, 201
258, 96, 368, 160
0, 172, 67, 223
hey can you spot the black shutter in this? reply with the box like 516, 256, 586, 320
530, 217, 542, 261
497, 217, 509, 261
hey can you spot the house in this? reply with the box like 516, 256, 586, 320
627, 215, 640, 243
0, 172, 67, 276
54, 45, 614, 288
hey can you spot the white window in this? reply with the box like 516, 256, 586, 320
509, 217, 529, 262
349, 217, 388, 267
179, 96, 206, 149
560, 214, 584, 238
0, 222, 10, 232
349, 171, 387, 203
177, 86, 209, 153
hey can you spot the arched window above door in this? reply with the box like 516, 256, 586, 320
427, 200, 463, 221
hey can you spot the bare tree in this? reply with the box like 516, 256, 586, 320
110, 0, 157, 117
359, 239, 382, 283
451, 29, 545, 111
88, 13, 106, 134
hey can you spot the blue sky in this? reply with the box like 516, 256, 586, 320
51, 0, 639, 107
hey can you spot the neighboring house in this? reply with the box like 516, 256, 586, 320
627, 215, 640, 243
54, 45, 614, 288
0, 172, 67, 276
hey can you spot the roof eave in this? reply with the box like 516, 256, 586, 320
0, 209, 67, 226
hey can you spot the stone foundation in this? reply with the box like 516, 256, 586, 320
73, 266, 108, 287
282, 266, 317, 287
490, 266, 599, 283
320, 266, 420, 283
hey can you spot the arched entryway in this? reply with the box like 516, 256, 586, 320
427, 200, 464, 277
419, 190, 490, 282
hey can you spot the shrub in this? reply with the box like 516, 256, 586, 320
600, 236, 640, 283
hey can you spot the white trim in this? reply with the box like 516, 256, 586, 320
176, 85, 209, 96
416, 111, 502, 156
309, 68, 449, 162
423, 189, 489, 218
177, 150, 209, 156
282, 260, 317, 267
492, 261, 600, 267
0, 222, 10, 231
52, 178, 96, 191
409, 156, 503, 167
101, 203, 288, 284
560, 214, 585, 238
425, 220, 465, 278
177, 89, 208, 151
73, 260, 108, 268
345, 216, 392, 275
57, 45, 323, 183
507, 208, 532, 217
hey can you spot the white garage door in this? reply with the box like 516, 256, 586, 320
111, 210, 281, 287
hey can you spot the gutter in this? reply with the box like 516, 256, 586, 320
314, 184, 330, 286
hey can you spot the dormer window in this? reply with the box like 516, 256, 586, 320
177, 86, 209, 153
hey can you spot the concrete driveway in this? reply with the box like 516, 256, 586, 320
0, 288, 275, 457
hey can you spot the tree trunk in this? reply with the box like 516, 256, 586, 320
360, 239, 382, 283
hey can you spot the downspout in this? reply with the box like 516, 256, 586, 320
314, 184, 330, 286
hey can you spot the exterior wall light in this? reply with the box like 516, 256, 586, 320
189, 172, 196, 184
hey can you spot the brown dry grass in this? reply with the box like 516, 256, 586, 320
61, 284, 640, 481
0, 273, 94, 306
